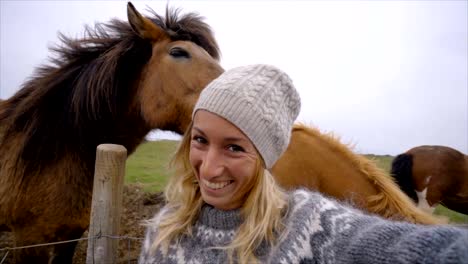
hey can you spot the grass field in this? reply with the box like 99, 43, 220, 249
126, 140, 468, 223
125, 140, 178, 193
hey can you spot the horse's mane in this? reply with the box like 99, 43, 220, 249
390, 153, 418, 202
292, 123, 445, 224
292, 123, 361, 164
148, 8, 219, 60
0, 7, 220, 174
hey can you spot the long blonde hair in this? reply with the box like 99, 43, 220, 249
147, 122, 289, 263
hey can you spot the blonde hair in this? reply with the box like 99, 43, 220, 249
147, 122, 289, 263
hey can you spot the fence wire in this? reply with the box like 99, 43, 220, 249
0, 234, 143, 264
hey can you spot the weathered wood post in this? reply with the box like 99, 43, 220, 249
86, 144, 127, 264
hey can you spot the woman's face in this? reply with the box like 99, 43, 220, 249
189, 110, 259, 210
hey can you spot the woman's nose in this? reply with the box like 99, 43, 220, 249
199, 148, 224, 179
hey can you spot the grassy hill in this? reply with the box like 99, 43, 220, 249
125, 140, 468, 223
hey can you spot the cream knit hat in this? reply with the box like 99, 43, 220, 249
193, 64, 301, 168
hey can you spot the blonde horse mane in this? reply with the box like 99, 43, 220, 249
292, 123, 446, 225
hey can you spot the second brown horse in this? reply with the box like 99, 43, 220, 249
391, 145, 468, 215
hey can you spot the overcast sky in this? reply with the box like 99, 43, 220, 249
1, 1, 467, 155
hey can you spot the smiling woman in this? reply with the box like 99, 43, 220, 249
189, 110, 260, 211
141, 64, 299, 263
139, 64, 468, 264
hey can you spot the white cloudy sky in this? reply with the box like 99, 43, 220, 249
1, 0, 467, 155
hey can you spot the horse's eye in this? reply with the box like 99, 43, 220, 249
169, 47, 191, 59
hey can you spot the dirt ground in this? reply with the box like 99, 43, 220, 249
0, 185, 165, 264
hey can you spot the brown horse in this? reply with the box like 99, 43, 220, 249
272, 124, 444, 225
391, 145, 468, 215
0, 3, 223, 263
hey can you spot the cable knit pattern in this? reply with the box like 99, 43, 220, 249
192, 64, 301, 168
139, 189, 468, 264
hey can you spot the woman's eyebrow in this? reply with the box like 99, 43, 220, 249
192, 126, 248, 144
224, 137, 248, 144
191, 126, 206, 136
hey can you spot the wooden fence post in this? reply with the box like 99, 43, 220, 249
86, 144, 127, 264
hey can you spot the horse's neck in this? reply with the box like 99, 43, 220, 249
1, 95, 150, 169
464, 155, 468, 174
113, 118, 151, 154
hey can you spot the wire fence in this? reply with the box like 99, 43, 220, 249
0, 145, 164, 264
0, 186, 164, 264
0, 234, 144, 264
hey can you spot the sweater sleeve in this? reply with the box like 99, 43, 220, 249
270, 190, 468, 264
334, 214, 468, 264
306, 190, 468, 264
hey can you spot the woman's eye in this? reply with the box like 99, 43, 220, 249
228, 145, 244, 152
169, 47, 191, 58
192, 135, 206, 144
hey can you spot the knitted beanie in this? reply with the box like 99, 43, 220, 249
193, 64, 301, 168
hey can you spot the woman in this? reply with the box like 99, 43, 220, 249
139, 64, 468, 263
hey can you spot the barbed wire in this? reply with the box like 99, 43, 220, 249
0, 234, 143, 252
0, 234, 143, 264
0, 251, 8, 264
0, 237, 89, 252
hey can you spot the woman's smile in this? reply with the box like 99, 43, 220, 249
202, 179, 234, 190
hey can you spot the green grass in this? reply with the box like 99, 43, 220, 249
434, 206, 468, 223
364, 154, 394, 172
125, 141, 467, 223
125, 140, 178, 193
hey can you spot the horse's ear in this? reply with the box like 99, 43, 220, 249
127, 2, 164, 41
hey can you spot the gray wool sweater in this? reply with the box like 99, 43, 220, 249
139, 189, 468, 264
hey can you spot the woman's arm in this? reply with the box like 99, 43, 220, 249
270, 189, 468, 264
334, 214, 468, 264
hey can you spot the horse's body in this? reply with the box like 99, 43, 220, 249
391, 145, 468, 215
0, 3, 223, 263
272, 124, 444, 225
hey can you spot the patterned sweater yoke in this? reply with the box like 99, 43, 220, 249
139, 189, 468, 264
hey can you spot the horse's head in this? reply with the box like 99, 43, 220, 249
127, 3, 224, 134
0, 2, 225, 168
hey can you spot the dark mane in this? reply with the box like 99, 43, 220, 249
148, 8, 220, 60
390, 153, 418, 202
0, 7, 219, 174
